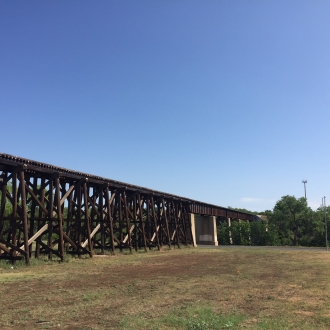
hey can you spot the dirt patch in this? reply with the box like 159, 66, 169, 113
1, 248, 330, 329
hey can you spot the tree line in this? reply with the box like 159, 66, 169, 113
218, 195, 328, 247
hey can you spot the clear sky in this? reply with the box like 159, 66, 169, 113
1, 1, 330, 212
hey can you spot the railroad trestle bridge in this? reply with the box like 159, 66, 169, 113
0, 153, 253, 264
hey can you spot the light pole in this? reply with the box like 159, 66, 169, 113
302, 180, 307, 199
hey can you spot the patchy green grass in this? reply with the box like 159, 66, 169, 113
1, 247, 330, 329
120, 304, 245, 330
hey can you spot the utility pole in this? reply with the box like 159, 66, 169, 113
324, 197, 328, 251
302, 180, 307, 199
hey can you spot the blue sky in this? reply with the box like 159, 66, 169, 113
1, 1, 330, 212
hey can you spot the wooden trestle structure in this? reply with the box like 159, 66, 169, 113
0, 153, 253, 264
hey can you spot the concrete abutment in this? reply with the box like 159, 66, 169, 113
192, 215, 218, 246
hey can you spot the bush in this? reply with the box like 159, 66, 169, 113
217, 222, 231, 245
250, 222, 279, 246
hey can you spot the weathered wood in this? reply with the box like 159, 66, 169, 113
77, 183, 82, 258
157, 201, 163, 247
66, 183, 74, 252
163, 199, 171, 249
2, 171, 13, 185
123, 224, 135, 244
11, 171, 18, 260
36, 239, 62, 259
151, 196, 160, 250
99, 187, 105, 254
20, 224, 48, 251
133, 195, 138, 251
24, 182, 49, 216
88, 196, 101, 218
48, 177, 54, 260
35, 177, 45, 258
5, 190, 23, 216
61, 231, 78, 250
171, 229, 177, 241
0, 242, 11, 254
83, 183, 93, 257
0, 155, 200, 263
0, 255, 24, 260
0, 238, 27, 256
173, 201, 180, 248
0, 175, 7, 238
146, 197, 151, 248
60, 184, 74, 206
81, 224, 100, 248
19, 171, 30, 265
118, 193, 123, 252
105, 187, 115, 254
28, 178, 38, 257
55, 177, 64, 261
151, 225, 160, 242
123, 191, 132, 252
138, 195, 148, 252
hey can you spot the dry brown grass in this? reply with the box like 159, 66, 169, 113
1, 247, 330, 329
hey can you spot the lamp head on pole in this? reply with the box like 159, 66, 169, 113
302, 180, 307, 200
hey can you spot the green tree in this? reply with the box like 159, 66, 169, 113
217, 221, 231, 245
269, 195, 310, 246
302, 205, 329, 247
230, 221, 251, 245
250, 221, 279, 246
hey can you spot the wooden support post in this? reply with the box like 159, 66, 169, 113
123, 191, 132, 253
48, 177, 54, 260
19, 170, 29, 265
11, 171, 18, 262
55, 176, 64, 261
66, 181, 74, 253
77, 183, 82, 257
138, 195, 147, 252
157, 200, 163, 247
133, 195, 138, 251
146, 197, 151, 249
99, 186, 105, 254
118, 193, 123, 252
173, 201, 180, 248
105, 187, 115, 255
83, 182, 93, 257
167, 201, 173, 245
162, 199, 171, 249
0, 173, 7, 237
184, 208, 195, 245
151, 196, 160, 250
35, 178, 45, 259
28, 177, 38, 258
20, 224, 48, 251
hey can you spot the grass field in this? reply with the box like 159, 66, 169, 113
1, 247, 330, 329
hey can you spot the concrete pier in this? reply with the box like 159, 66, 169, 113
194, 215, 218, 246
227, 217, 233, 244
188, 213, 197, 247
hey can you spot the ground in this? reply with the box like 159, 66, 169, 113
1, 246, 330, 329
